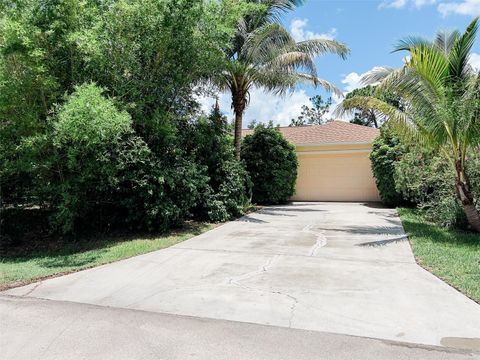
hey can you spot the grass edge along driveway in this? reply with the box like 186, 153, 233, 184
0, 222, 214, 290
398, 208, 480, 304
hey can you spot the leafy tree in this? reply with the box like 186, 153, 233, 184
289, 95, 332, 126
242, 126, 298, 204
247, 119, 259, 129
213, 0, 349, 159
0, 0, 98, 205
0, 0, 251, 236
34, 84, 150, 233
339, 18, 480, 232
344, 85, 403, 128
78, 0, 240, 154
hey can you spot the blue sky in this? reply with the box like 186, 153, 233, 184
200, 0, 480, 126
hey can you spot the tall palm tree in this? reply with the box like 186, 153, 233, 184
337, 18, 480, 232
215, 0, 349, 159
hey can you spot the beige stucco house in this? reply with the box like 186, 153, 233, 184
244, 121, 381, 202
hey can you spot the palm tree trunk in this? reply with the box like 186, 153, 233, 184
232, 90, 246, 160
368, 110, 378, 128
234, 110, 243, 160
455, 160, 480, 232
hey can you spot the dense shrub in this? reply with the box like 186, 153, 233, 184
394, 149, 434, 204
394, 148, 480, 229
182, 108, 251, 222
369, 128, 405, 206
394, 151, 462, 227
20, 84, 210, 234
120, 157, 209, 231
38, 84, 151, 233
242, 126, 298, 204
203, 160, 252, 222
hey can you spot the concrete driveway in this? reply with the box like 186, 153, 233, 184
4, 202, 480, 351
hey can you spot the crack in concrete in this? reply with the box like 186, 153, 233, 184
226, 255, 281, 287
225, 255, 299, 327
271, 291, 298, 328
303, 224, 327, 256
22, 281, 43, 296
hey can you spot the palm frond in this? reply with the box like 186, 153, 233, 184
262, 0, 305, 22
434, 30, 460, 55
310, 76, 343, 97
294, 38, 349, 59
448, 17, 479, 82
265, 51, 317, 76
242, 22, 296, 63
408, 45, 449, 95
458, 73, 480, 147
393, 35, 430, 53
335, 95, 435, 147
361, 66, 396, 85
256, 71, 342, 97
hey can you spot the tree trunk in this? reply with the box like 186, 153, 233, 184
232, 90, 246, 160
455, 160, 480, 232
368, 110, 378, 128
234, 110, 243, 160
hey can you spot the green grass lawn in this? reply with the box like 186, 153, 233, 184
398, 207, 480, 303
0, 222, 214, 290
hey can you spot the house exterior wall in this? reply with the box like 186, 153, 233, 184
291, 143, 380, 202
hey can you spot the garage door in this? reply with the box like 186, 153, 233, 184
291, 151, 380, 202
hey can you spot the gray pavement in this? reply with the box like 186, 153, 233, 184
1, 295, 478, 360
3, 202, 480, 357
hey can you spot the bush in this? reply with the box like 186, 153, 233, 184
394, 148, 480, 229
394, 151, 462, 227
242, 126, 298, 204
182, 108, 251, 222
204, 160, 252, 222
22, 83, 207, 234
44, 84, 148, 233
120, 157, 209, 231
369, 128, 405, 206
370, 130, 480, 229
394, 149, 433, 204
466, 149, 480, 198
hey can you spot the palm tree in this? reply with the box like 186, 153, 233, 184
215, 0, 349, 159
337, 18, 480, 232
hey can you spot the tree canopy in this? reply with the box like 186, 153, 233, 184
289, 95, 332, 126
212, 0, 349, 158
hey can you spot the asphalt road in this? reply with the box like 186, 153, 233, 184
1, 295, 479, 360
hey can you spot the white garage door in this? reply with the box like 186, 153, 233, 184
291, 151, 380, 202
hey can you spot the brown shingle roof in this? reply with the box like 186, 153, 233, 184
242, 121, 379, 145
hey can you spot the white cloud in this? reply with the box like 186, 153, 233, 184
379, 0, 435, 9
438, 0, 480, 16
413, 0, 437, 7
341, 72, 364, 93
290, 18, 337, 42
379, 0, 408, 9
198, 87, 312, 127
469, 53, 480, 70
341, 66, 386, 93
